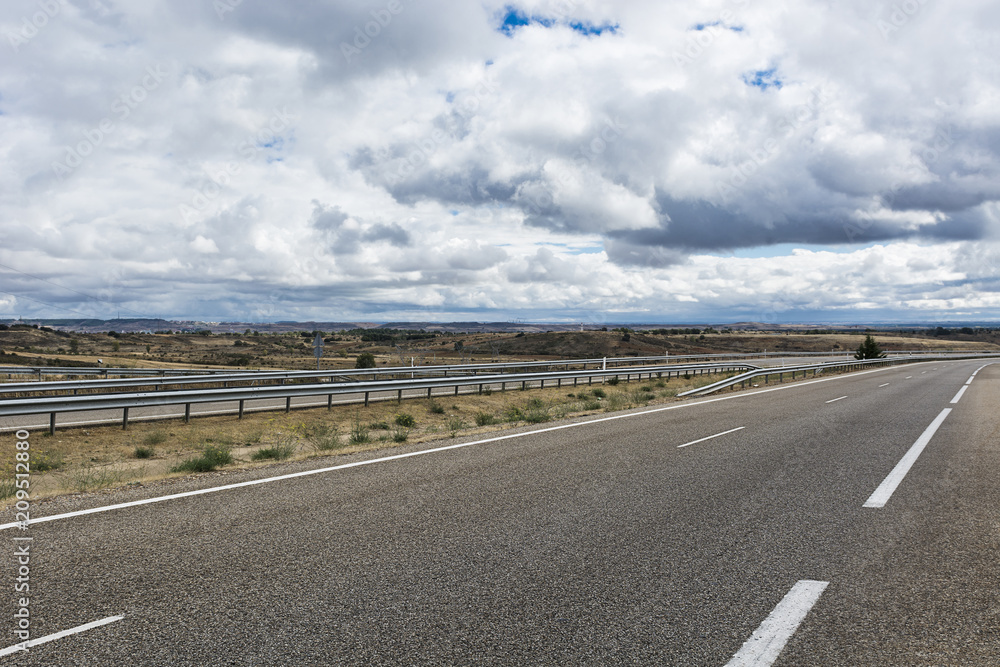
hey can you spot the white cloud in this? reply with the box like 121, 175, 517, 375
1, 0, 998, 322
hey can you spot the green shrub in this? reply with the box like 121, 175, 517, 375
474, 412, 497, 426
429, 401, 445, 414
369, 420, 390, 431
143, 430, 167, 446
523, 408, 550, 424
394, 413, 416, 427
203, 444, 233, 466
251, 443, 295, 461
298, 423, 341, 451
355, 352, 376, 369
583, 399, 601, 411
32, 451, 63, 472
350, 420, 371, 445
446, 416, 465, 436
391, 425, 409, 443
133, 446, 155, 459
503, 406, 524, 422
606, 376, 620, 386
592, 388, 606, 398
603, 393, 626, 412
171, 444, 233, 473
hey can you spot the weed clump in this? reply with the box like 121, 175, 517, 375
298, 423, 342, 452
172, 444, 233, 474
474, 412, 497, 426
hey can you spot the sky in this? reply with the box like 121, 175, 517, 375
1, 0, 999, 325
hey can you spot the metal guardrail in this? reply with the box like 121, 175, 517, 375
676, 354, 995, 396
0, 362, 757, 433
0, 359, 759, 397
1, 349, 992, 381
0, 354, 717, 381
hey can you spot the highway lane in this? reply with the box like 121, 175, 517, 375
1, 359, 995, 664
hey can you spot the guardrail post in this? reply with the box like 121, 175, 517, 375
49, 413, 56, 436
328, 394, 333, 410
238, 400, 245, 419
122, 407, 129, 430
478, 384, 483, 394
397, 389, 403, 403
184, 404, 191, 423
285, 397, 291, 413
454, 385, 459, 396
364, 392, 369, 407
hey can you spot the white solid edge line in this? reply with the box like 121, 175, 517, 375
725, 580, 829, 667
950, 386, 968, 404
0, 616, 124, 657
825, 396, 848, 404
677, 426, 745, 448
966, 377, 974, 385
864, 408, 952, 509
0, 363, 936, 532
878, 383, 890, 387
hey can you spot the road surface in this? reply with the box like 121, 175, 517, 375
1, 359, 996, 664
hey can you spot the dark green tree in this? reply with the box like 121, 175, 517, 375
355, 352, 376, 368
854, 334, 886, 360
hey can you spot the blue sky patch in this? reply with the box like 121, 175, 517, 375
743, 68, 783, 90
693, 21, 743, 33
498, 5, 616, 37
569, 21, 619, 36
499, 7, 553, 35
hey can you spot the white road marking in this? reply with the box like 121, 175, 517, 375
905, 376, 913, 379
966, 377, 974, 385
0, 616, 123, 657
726, 580, 829, 667
878, 383, 890, 388
864, 408, 952, 508
677, 426, 745, 449
825, 396, 847, 404
0, 363, 948, 532
950, 386, 968, 404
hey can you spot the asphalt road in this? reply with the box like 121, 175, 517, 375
1, 359, 996, 665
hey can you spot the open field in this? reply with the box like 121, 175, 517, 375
2, 325, 999, 373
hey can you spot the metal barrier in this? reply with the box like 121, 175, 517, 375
676, 355, 983, 396
0, 362, 757, 433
